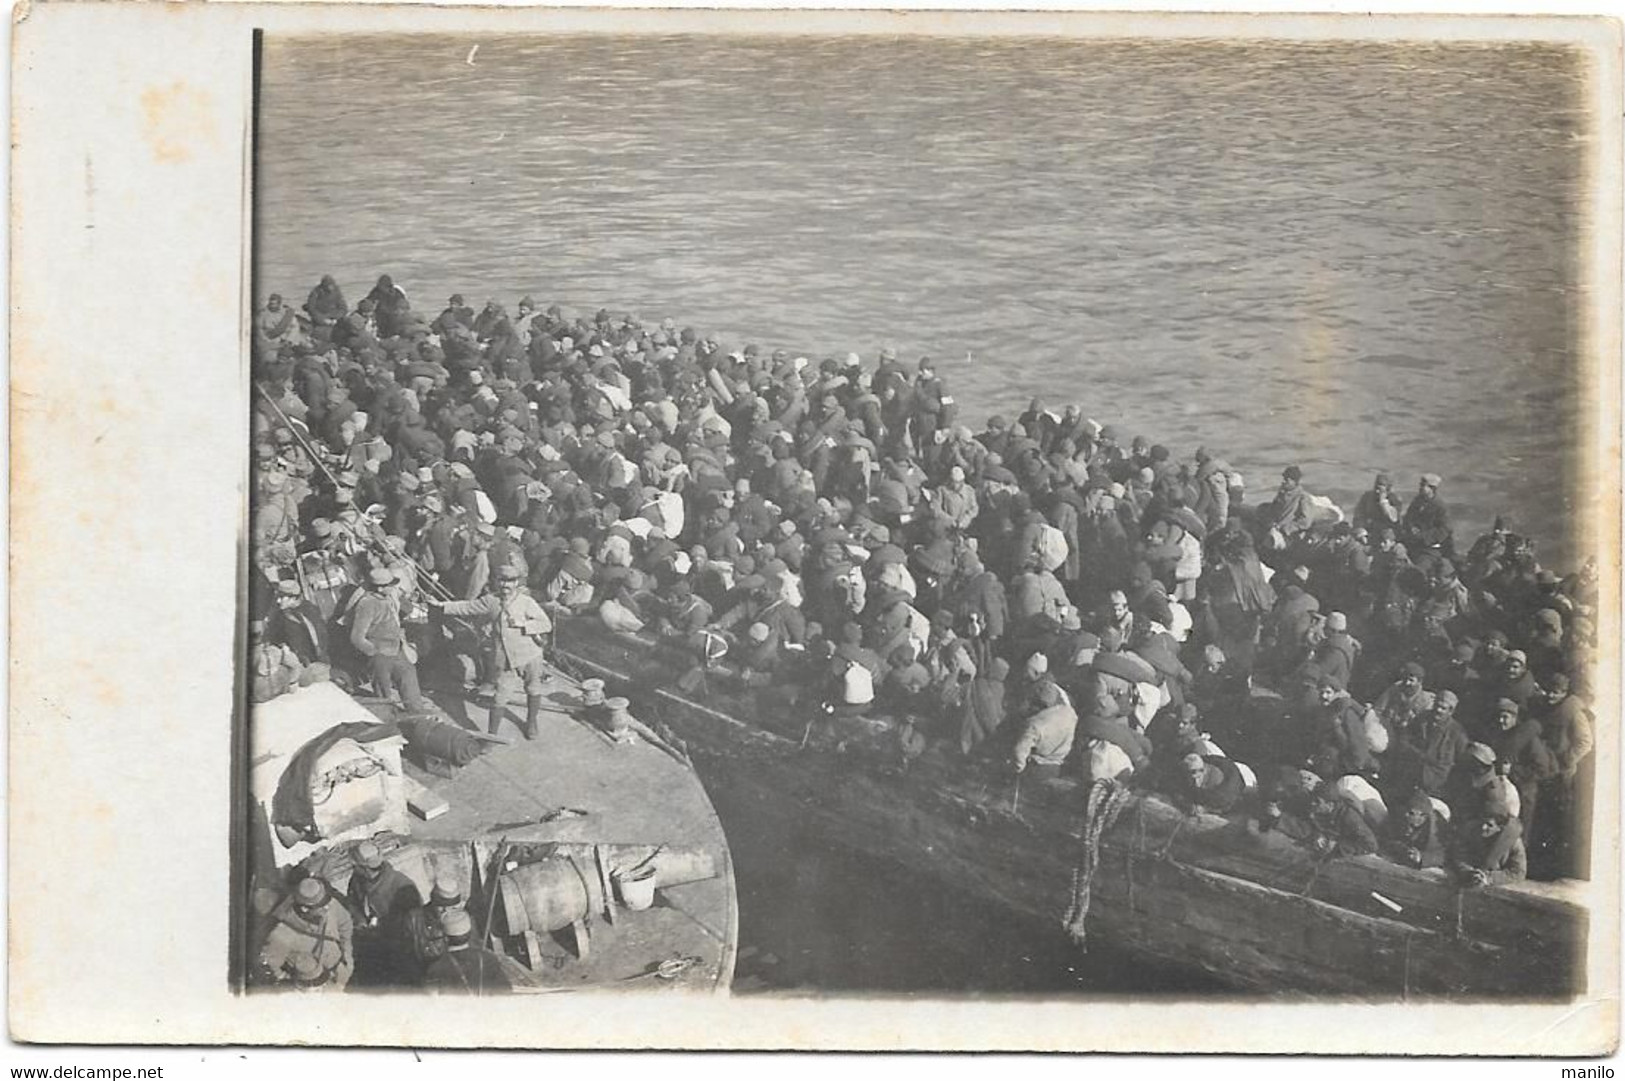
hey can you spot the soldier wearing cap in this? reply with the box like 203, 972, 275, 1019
1402, 472, 1454, 556
283, 952, 332, 991
927, 465, 979, 533
654, 577, 714, 650
256, 293, 295, 344
1263, 465, 1314, 540
343, 840, 428, 986
1450, 783, 1528, 888
433, 294, 475, 337
1372, 660, 1433, 735
272, 426, 316, 487
423, 910, 513, 995
730, 620, 782, 684
267, 578, 331, 666
1441, 741, 1511, 819
1492, 648, 1538, 710
345, 841, 424, 929
1353, 472, 1403, 538
250, 618, 304, 704
429, 872, 464, 912
1306, 672, 1383, 781
429, 561, 553, 739
712, 568, 805, 648
1483, 696, 1557, 839
1385, 687, 1469, 799
399, 872, 466, 978
349, 566, 427, 711
257, 876, 353, 990
253, 470, 302, 573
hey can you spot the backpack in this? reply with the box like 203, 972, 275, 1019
1166, 600, 1193, 642
402, 906, 449, 969
1361, 705, 1390, 755
1087, 739, 1135, 783
842, 661, 875, 706
608, 455, 639, 489
1035, 524, 1069, 573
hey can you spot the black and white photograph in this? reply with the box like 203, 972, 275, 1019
8, 1, 1621, 1060
242, 23, 1609, 1003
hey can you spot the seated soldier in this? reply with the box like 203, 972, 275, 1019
1442, 742, 1522, 825
1265, 785, 1379, 858
1450, 794, 1528, 888
1078, 699, 1154, 780
1010, 681, 1078, 782
882, 643, 932, 714
733, 621, 781, 686
1169, 752, 1247, 816
1379, 789, 1449, 871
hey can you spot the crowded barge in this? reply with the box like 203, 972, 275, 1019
247, 275, 1601, 996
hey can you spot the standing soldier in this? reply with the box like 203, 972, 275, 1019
350, 566, 428, 712
1403, 472, 1455, 558
345, 841, 426, 986
1483, 697, 1557, 841
429, 562, 553, 739
257, 877, 354, 990
346, 841, 424, 929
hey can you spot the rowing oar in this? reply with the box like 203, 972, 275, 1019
478, 836, 512, 997
252, 382, 480, 630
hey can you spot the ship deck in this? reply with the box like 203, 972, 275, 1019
250, 672, 737, 994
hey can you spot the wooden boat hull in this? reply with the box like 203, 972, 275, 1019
556, 616, 1587, 999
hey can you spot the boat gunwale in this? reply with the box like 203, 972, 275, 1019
554, 616, 1590, 975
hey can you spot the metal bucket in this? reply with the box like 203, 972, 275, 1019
612, 865, 658, 911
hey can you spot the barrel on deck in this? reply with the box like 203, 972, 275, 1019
497, 856, 598, 936
495, 846, 722, 935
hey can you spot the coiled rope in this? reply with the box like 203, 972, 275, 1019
1062, 778, 1134, 948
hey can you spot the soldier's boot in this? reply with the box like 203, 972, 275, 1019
524, 695, 543, 741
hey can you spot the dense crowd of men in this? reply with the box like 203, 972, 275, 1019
248, 275, 1599, 985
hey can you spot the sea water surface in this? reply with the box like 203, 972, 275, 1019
258, 34, 1592, 564
256, 34, 1592, 993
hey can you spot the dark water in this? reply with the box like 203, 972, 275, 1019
705, 777, 1226, 995
256, 35, 1592, 993
257, 34, 1592, 565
